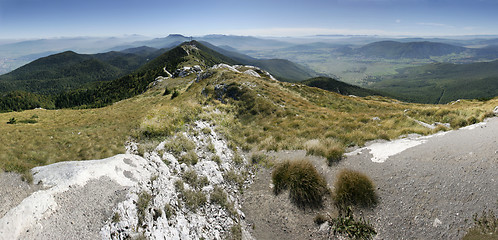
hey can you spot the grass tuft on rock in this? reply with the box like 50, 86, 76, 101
333, 169, 377, 208
272, 159, 329, 208
463, 210, 498, 240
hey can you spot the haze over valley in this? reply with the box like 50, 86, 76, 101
1, 0, 497, 239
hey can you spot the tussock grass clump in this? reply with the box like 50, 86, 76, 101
463, 210, 498, 240
182, 189, 207, 211
180, 150, 199, 165
333, 169, 377, 208
230, 223, 242, 240
163, 134, 196, 157
272, 159, 329, 208
305, 139, 344, 166
136, 191, 153, 226
164, 203, 176, 219
331, 206, 377, 239
182, 169, 209, 189
210, 186, 238, 216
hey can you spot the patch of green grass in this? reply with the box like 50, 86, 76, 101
333, 169, 377, 208
272, 159, 329, 208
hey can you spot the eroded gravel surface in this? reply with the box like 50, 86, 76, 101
19, 177, 128, 240
0, 172, 43, 219
242, 118, 498, 240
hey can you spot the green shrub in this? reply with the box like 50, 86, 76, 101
463, 210, 497, 240
272, 159, 329, 208
333, 169, 377, 208
171, 89, 180, 99
223, 170, 245, 188
331, 206, 376, 239
163, 87, 171, 96
7, 117, 16, 124
212, 155, 221, 165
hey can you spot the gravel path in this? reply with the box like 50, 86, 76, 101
243, 117, 498, 239
0, 172, 43, 219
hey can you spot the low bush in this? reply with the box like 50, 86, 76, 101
333, 169, 377, 208
272, 159, 329, 208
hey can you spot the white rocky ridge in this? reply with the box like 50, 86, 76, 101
102, 120, 254, 240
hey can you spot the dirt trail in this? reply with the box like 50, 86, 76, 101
243, 117, 498, 239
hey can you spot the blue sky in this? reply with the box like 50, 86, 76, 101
1, 0, 497, 39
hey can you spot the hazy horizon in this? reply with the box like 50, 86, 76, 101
1, 0, 498, 40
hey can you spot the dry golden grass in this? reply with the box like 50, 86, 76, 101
1, 64, 496, 174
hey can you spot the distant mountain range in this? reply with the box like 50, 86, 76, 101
353, 41, 467, 59
0, 48, 163, 94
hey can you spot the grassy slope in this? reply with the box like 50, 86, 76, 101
1, 43, 496, 177
371, 60, 498, 103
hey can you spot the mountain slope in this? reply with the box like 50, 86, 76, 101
301, 77, 382, 97
356, 41, 467, 59
370, 60, 498, 103
0, 49, 158, 94
200, 41, 315, 82
54, 41, 237, 108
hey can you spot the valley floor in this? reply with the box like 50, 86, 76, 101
0, 118, 497, 239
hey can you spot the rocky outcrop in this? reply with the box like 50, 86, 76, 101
102, 120, 254, 240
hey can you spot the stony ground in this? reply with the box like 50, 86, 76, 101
1, 118, 497, 239
242, 117, 498, 240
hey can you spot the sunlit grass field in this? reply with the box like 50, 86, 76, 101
1, 66, 496, 177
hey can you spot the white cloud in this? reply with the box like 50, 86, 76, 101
223, 27, 415, 37
417, 22, 455, 28
395, 19, 401, 23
